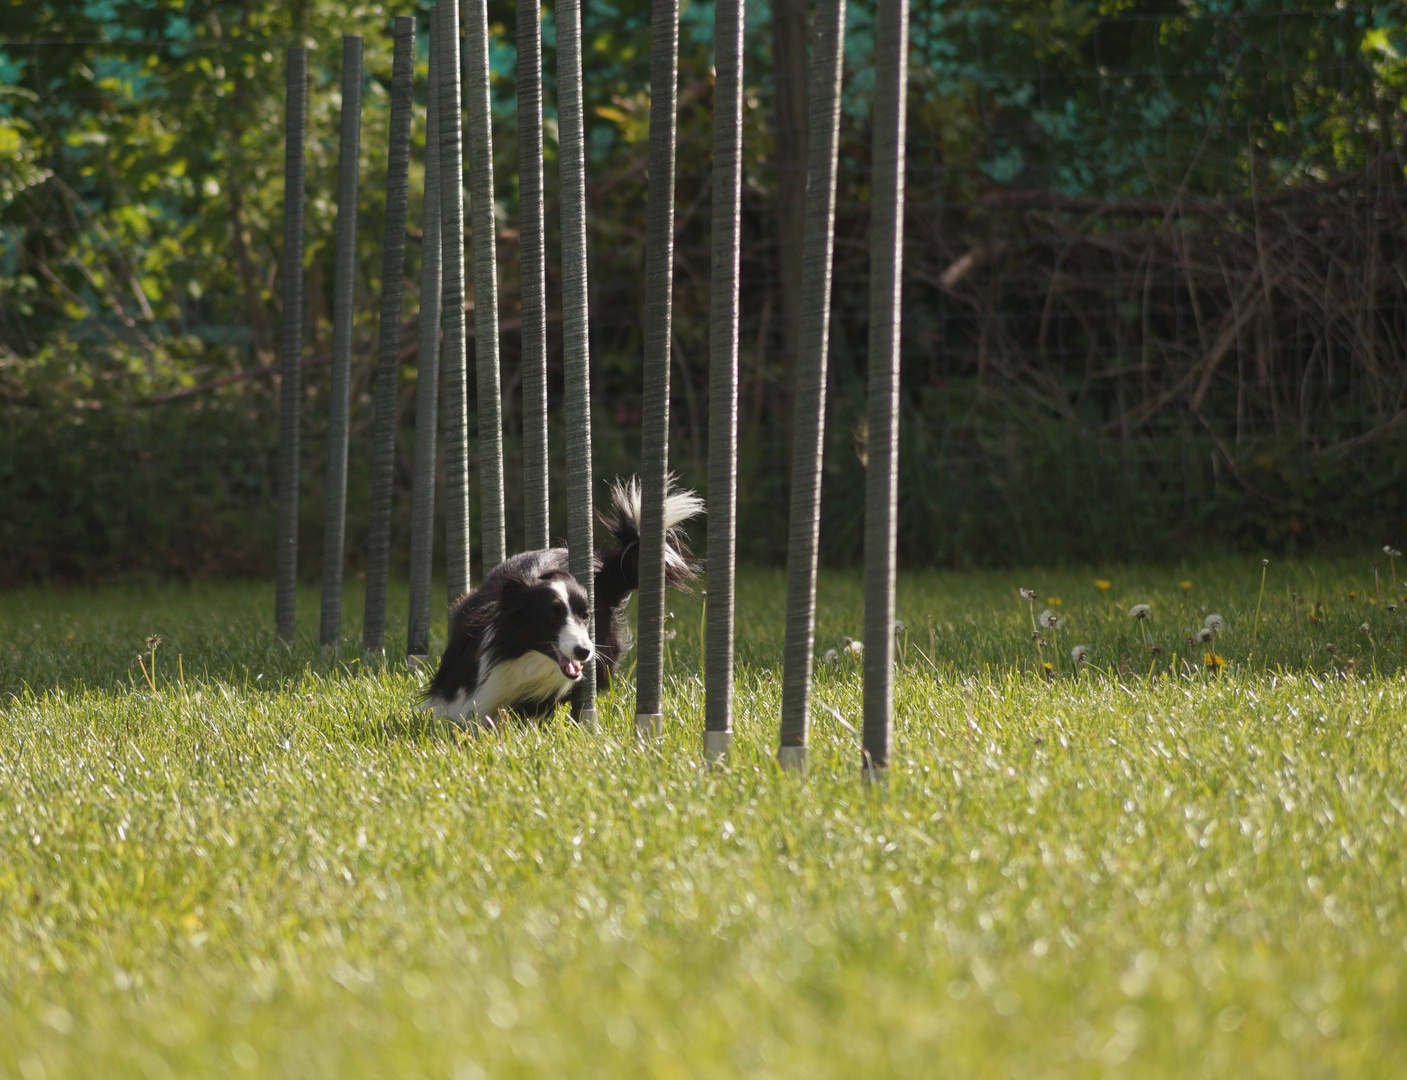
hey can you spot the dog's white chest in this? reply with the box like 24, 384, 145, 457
431, 649, 573, 725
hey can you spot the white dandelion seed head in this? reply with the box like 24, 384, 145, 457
1019, 588, 1038, 601
1129, 603, 1151, 620
847, 639, 865, 656
1204, 613, 1224, 633
824, 649, 839, 664
1070, 645, 1090, 664
1360, 622, 1371, 635
893, 619, 907, 633
1392, 549, 1403, 560
1196, 627, 1214, 643
663, 629, 677, 641
1038, 609, 1058, 629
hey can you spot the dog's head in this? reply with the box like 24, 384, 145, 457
496, 570, 594, 680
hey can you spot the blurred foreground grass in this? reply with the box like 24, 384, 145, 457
1, 559, 1405, 1078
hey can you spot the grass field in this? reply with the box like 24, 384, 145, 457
2, 559, 1406, 1078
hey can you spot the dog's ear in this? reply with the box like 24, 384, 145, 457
499, 575, 532, 606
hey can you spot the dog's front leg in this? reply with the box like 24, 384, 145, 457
429, 691, 499, 734
456, 707, 499, 734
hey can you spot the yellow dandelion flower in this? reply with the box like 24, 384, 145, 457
1094, 580, 1112, 592
1042, 662, 1053, 674
1180, 580, 1192, 591
1205, 653, 1226, 669
1047, 596, 1062, 606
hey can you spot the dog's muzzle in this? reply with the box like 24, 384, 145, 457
550, 645, 590, 680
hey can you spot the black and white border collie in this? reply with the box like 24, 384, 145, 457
423, 478, 703, 726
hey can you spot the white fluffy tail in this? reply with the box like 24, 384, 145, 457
604, 475, 704, 534
599, 475, 704, 589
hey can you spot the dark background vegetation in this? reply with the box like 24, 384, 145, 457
1, 0, 1404, 585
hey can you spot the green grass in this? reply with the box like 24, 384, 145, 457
2, 559, 1406, 1078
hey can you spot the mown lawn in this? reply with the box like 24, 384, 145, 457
1, 559, 1405, 1078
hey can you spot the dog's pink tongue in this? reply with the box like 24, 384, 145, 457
560, 655, 583, 679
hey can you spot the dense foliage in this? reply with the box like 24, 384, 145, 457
1, 0, 1404, 581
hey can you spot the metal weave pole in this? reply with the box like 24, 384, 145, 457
777, 0, 847, 772
362, 18, 417, 658
319, 37, 363, 653
464, 0, 505, 570
634, 0, 681, 742
517, 0, 550, 551
438, 0, 471, 603
558, 0, 596, 727
275, 46, 308, 646
704, 0, 744, 764
407, 17, 444, 664
861, 0, 909, 782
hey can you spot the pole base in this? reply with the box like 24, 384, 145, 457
635, 712, 663, 742
577, 706, 598, 732
406, 654, 431, 671
703, 729, 731, 765
778, 745, 808, 774
861, 762, 888, 787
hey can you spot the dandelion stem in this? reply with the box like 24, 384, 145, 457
1249, 560, 1268, 666
137, 654, 156, 694
698, 591, 706, 677
1024, 594, 1042, 669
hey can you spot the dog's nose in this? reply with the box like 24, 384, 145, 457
573, 645, 592, 661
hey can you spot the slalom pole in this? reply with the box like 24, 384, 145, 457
438, 0, 471, 603
634, 0, 681, 743
275, 47, 309, 645
319, 36, 363, 654
558, 0, 597, 727
518, 0, 550, 551
777, 0, 847, 772
363, 18, 417, 657
407, 14, 444, 664
704, 0, 744, 764
861, 0, 910, 784
464, 0, 506, 570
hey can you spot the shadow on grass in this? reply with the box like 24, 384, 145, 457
4, 560, 1404, 699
